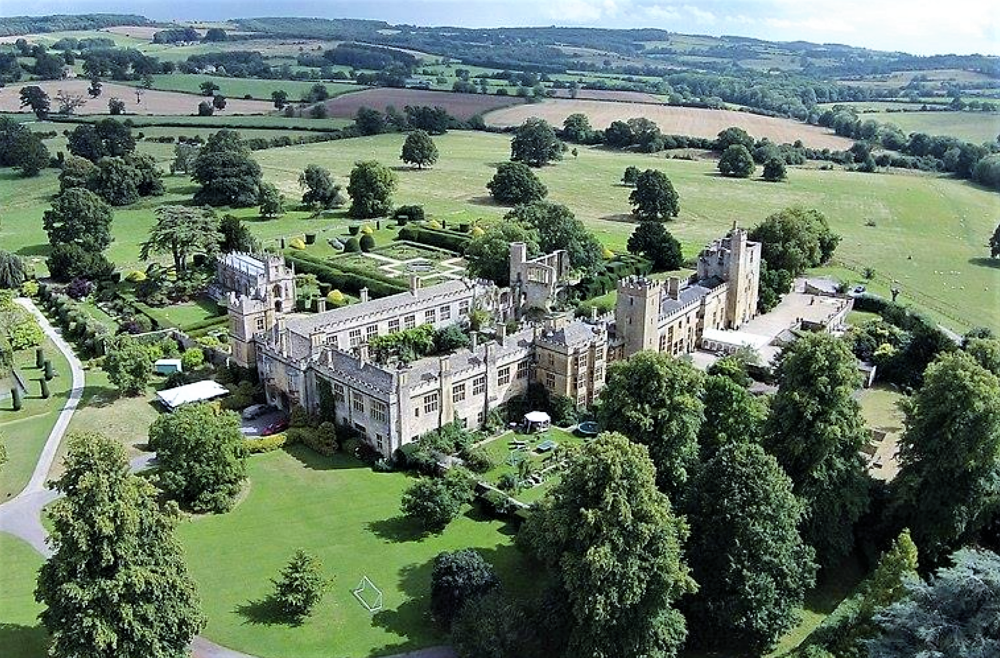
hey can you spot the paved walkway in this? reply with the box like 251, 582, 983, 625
0, 299, 456, 658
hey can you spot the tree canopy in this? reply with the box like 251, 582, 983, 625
698, 373, 767, 461
684, 442, 816, 652
103, 335, 153, 396
43, 188, 113, 253
430, 549, 500, 628
630, 169, 680, 221
519, 432, 696, 658
400, 129, 439, 169
718, 144, 756, 178
764, 333, 870, 567
299, 164, 344, 210
140, 205, 222, 274
148, 402, 248, 513
487, 161, 548, 205
597, 350, 704, 496
627, 222, 683, 271
36, 432, 204, 658
347, 160, 396, 218
505, 202, 602, 274
271, 550, 326, 622
464, 221, 540, 286
0, 250, 27, 289
191, 129, 262, 207
510, 117, 563, 167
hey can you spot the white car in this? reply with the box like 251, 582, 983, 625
241, 404, 270, 420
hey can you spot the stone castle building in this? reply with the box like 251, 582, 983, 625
221, 226, 762, 458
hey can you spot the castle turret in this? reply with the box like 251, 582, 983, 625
615, 276, 662, 356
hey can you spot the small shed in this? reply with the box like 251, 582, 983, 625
156, 380, 229, 411
154, 358, 183, 375
523, 411, 551, 433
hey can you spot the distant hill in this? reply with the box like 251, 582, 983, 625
0, 14, 153, 37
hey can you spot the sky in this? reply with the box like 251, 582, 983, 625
3, 0, 998, 55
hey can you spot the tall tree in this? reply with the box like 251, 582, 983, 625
430, 549, 500, 628
43, 188, 113, 252
35, 432, 204, 658
465, 222, 539, 286
627, 222, 683, 271
505, 202, 602, 273
148, 402, 248, 513
486, 161, 547, 205
400, 129, 439, 169
103, 335, 153, 396
192, 129, 262, 207
891, 351, 1000, 562
718, 144, 756, 178
298, 164, 343, 210
684, 442, 816, 652
519, 433, 697, 658
140, 205, 222, 274
716, 126, 755, 151
8, 130, 49, 177
257, 182, 285, 219
868, 548, 999, 658
749, 207, 840, 276
19, 85, 49, 119
347, 160, 397, 218
630, 169, 680, 221
218, 214, 258, 253
597, 351, 704, 496
270, 550, 326, 622
510, 117, 563, 167
763, 157, 788, 182
764, 333, 870, 567
698, 374, 767, 461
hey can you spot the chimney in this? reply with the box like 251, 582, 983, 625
409, 274, 421, 296
471, 332, 478, 352
590, 306, 598, 322
316, 297, 327, 313
360, 287, 369, 303
497, 323, 507, 345
667, 277, 681, 300
439, 355, 450, 374
358, 343, 369, 367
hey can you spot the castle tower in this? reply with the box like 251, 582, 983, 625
222, 253, 297, 368
724, 224, 761, 328
615, 276, 663, 357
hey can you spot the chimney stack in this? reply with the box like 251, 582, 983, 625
471, 332, 478, 352
667, 277, 681, 300
360, 287, 369, 303
497, 323, 507, 345
590, 305, 598, 322
316, 297, 327, 313
358, 343, 369, 367
409, 274, 421, 296
439, 355, 450, 374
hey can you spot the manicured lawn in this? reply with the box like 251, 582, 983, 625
857, 385, 907, 481
0, 533, 48, 658
846, 309, 881, 326
480, 427, 583, 504
0, 336, 73, 500
178, 446, 542, 658
141, 296, 224, 330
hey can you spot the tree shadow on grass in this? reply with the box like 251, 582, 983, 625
369, 560, 440, 655
235, 594, 305, 627
468, 195, 501, 208
16, 243, 49, 258
969, 257, 1000, 270
366, 515, 430, 543
79, 384, 122, 409
599, 212, 637, 224
281, 444, 367, 471
0, 623, 49, 656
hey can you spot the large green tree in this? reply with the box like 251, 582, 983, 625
627, 222, 683, 271
430, 549, 500, 628
140, 205, 222, 274
35, 432, 204, 658
519, 432, 697, 658
684, 442, 816, 652
19, 85, 49, 119
400, 129, 439, 169
891, 351, 1000, 561
764, 333, 870, 567
597, 351, 704, 495
487, 161, 547, 205
43, 188, 113, 252
505, 202, 602, 274
749, 207, 840, 276
347, 160, 396, 218
630, 169, 680, 221
87, 154, 163, 206
464, 221, 539, 286
103, 335, 153, 396
192, 129, 262, 207
148, 402, 248, 513
698, 374, 767, 460
271, 550, 326, 622
67, 119, 135, 162
8, 130, 49, 177
718, 144, 756, 178
298, 164, 343, 210
510, 117, 563, 167
400, 468, 473, 531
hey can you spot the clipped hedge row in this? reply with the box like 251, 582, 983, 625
577, 255, 653, 299
243, 433, 288, 454
285, 252, 408, 299
397, 225, 471, 254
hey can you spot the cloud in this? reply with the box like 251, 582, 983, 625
545, 0, 626, 22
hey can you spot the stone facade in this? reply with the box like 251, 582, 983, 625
224, 225, 762, 459
217, 252, 296, 368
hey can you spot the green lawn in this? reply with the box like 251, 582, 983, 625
870, 110, 1000, 143
0, 335, 73, 500
178, 446, 541, 658
118, 74, 361, 102
480, 427, 582, 504
138, 296, 224, 330
0, 533, 47, 658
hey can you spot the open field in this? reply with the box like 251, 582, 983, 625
178, 447, 542, 658
484, 99, 853, 149
0, 334, 73, 500
51, 114, 352, 131
121, 74, 360, 101
550, 88, 665, 103
871, 111, 1000, 143
319, 87, 525, 120
0, 534, 47, 658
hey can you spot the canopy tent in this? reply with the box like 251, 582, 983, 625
156, 380, 229, 411
523, 410, 551, 433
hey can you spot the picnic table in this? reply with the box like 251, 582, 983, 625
536, 439, 558, 453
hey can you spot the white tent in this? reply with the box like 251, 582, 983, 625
523, 410, 551, 433
156, 380, 229, 411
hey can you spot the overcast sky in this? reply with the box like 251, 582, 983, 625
5, 0, 998, 55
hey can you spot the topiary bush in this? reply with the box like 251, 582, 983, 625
343, 237, 361, 253
289, 237, 306, 250
359, 234, 376, 252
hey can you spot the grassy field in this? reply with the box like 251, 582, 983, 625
55, 114, 352, 131
0, 533, 47, 658
870, 110, 1000, 143
178, 447, 542, 658
2, 129, 997, 332
120, 74, 360, 101
0, 334, 73, 500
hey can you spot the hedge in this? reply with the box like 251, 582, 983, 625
576, 255, 652, 299
396, 225, 470, 254
285, 253, 407, 299
243, 433, 288, 454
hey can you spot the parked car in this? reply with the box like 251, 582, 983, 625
241, 404, 271, 420
853, 285, 866, 294
261, 418, 289, 436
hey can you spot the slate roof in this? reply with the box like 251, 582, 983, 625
659, 277, 724, 320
